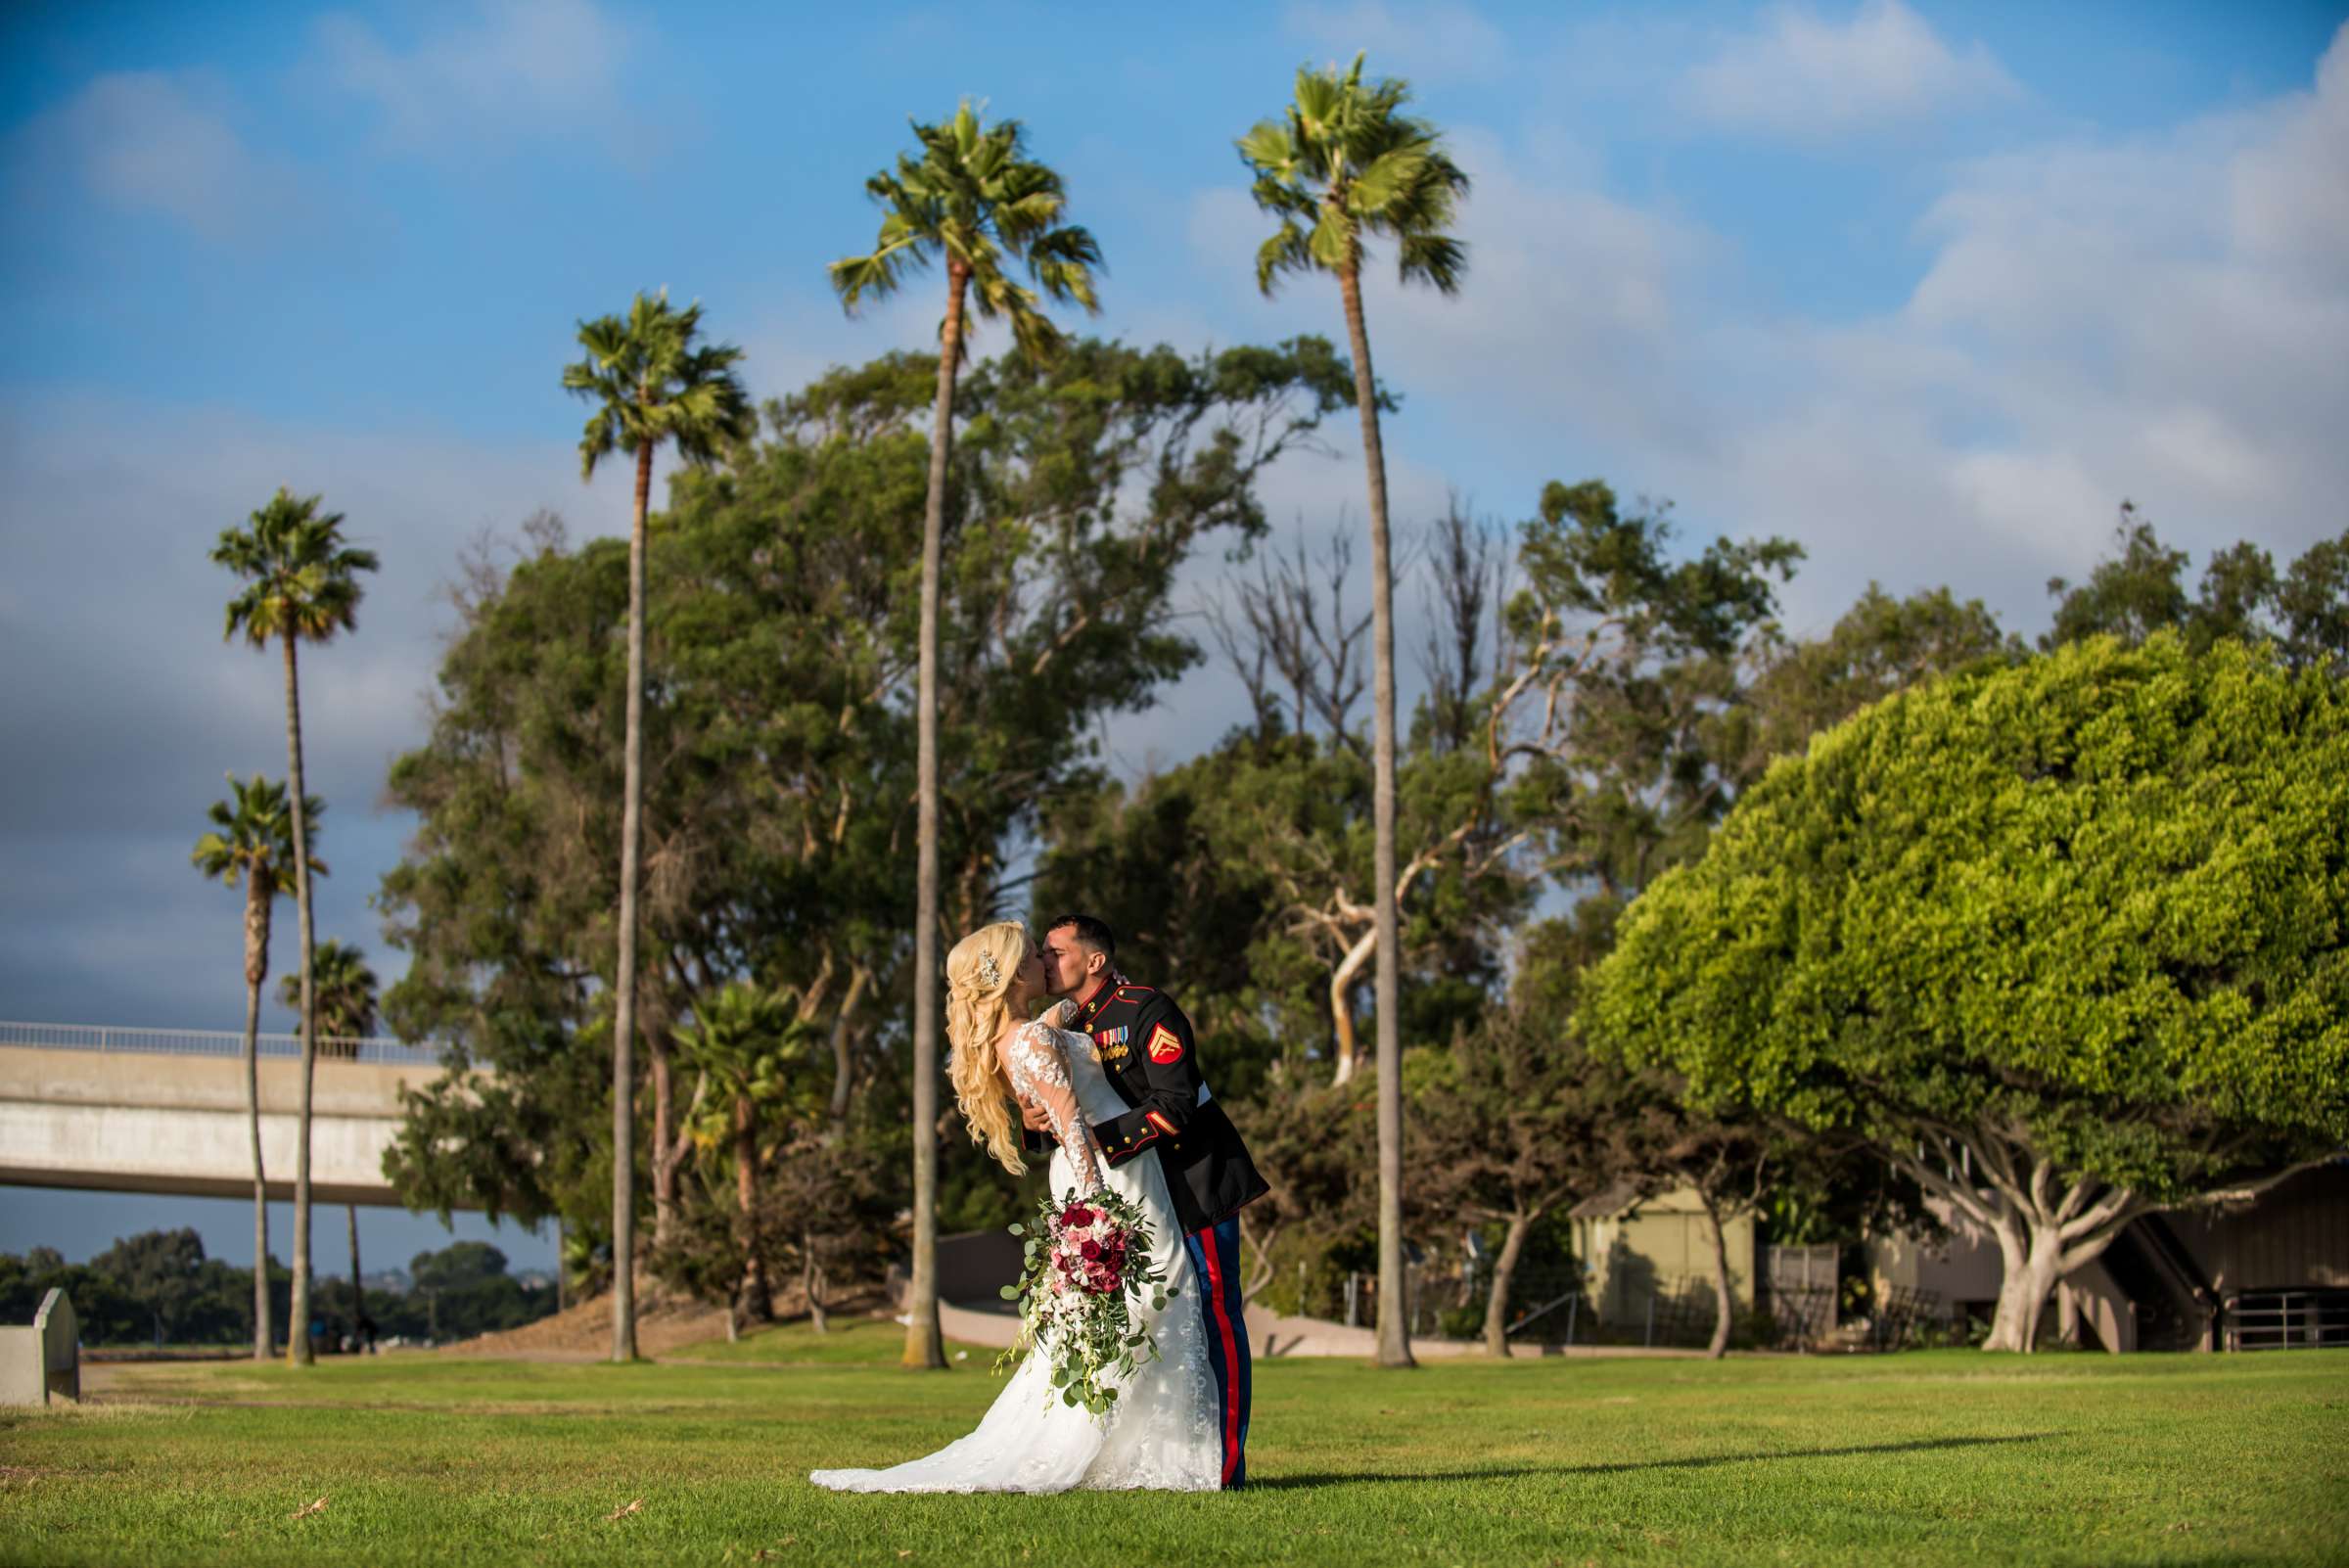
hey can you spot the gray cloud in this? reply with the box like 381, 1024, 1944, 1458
0, 394, 642, 1034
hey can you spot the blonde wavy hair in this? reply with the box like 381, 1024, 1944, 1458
945, 920, 1033, 1176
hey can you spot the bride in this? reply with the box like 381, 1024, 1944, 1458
809, 921, 1224, 1493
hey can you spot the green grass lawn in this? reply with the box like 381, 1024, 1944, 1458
3, 1326, 2343, 1566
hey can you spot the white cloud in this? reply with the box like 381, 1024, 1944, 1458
313, 0, 663, 163
6, 70, 308, 240
1281, 2, 1508, 85
1187, 23, 2349, 646
1676, 0, 2020, 144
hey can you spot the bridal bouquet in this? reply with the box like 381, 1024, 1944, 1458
997, 1187, 1178, 1415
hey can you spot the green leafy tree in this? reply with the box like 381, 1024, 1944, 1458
384, 341, 1336, 1333
1239, 51, 1470, 1368
282, 939, 378, 1055
1409, 943, 1664, 1357
2044, 504, 2349, 673
2042, 504, 2192, 650
830, 102, 1100, 1369
2275, 531, 2349, 675
1720, 583, 2021, 785
1583, 633, 2349, 1352
211, 487, 378, 1367
90, 1228, 207, 1348
397, 1241, 554, 1344
280, 939, 378, 1340
670, 982, 823, 1333
191, 773, 322, 1360
1230, 1070, 1375, 1309
563, 290, 754, 1362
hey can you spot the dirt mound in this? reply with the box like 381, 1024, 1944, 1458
440, 1274, 729, 1360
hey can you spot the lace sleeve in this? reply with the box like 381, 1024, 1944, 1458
1003, 1022, 1104, 1195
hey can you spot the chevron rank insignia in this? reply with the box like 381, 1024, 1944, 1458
1146, 1023, 1183, 1064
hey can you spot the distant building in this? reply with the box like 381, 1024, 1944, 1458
1568, 1180, 1758, 1342
1865, 1159, 2349, 1353
1557, 1160, 2348, 1354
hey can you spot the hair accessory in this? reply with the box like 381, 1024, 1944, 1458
978, 951, 1002, 990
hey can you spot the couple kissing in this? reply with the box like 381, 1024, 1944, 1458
810, 913, 1267, 1495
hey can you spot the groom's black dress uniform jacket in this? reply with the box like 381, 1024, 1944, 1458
1033, 980, 1268, 1235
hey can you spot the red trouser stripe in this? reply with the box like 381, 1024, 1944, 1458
1198, 1225, 1242, 1486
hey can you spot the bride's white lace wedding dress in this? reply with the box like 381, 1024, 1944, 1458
808, 1019, 1223, 1493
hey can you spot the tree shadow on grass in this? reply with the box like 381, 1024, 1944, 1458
1252, 1432, 2052, 1489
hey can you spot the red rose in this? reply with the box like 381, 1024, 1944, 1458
1061, 1205, 1093, 1227
1081, 1239, 1101, 1261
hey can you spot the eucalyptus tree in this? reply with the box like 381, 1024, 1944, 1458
1239, 55, 1469, 1367
830, 100, 1101, 1369
190, 773, 323, 1360
282, 940, 378, 1334
212, 488, 377, 1366
563, 290, 753, 1362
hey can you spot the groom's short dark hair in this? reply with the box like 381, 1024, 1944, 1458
1045, 912, 1117, 960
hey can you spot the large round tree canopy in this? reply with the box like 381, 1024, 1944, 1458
1583, 632, 2349, 1198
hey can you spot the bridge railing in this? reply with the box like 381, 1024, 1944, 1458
0, 1021, 444, 1069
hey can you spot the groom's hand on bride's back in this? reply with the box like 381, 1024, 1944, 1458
1019, 1097, 1054, 1138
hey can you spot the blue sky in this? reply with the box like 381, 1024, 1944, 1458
3, 0, 2345, 1270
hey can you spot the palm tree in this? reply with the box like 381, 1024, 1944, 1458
191, 773, 324, 1360
563, 290, 753, 1363
213, 488, 379, 1367
673, 982, 819, 1340
830, 101, 1101, 1369
1239, 54, 1469, 1369
281, 940, 378, 1346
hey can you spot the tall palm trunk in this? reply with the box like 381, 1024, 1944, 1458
734, 1093, 771, 1324
241, 878, 272, 1360
649, 998, 683, 1248
611, 437, 655, 1362
346, 1203, 363, 1351
903, 262, 969, 1371
281, 633, 319, 1367
1337, 254, 1414, 1369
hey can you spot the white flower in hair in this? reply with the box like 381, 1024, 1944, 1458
978, 951, 1002, 989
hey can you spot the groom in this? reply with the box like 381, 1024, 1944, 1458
1025, 912, 1269, 1490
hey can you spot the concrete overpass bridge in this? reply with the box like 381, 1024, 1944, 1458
0, 1022, 464, 1208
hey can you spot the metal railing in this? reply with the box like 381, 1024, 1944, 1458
0, 1020, 443, 1069
2225, 1288, 2349, 1351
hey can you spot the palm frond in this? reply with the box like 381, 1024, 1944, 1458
1237, 53, 1471, 297
562, 291, 750, 476
835, 100, 1097, 366
211, 489, 378, 650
